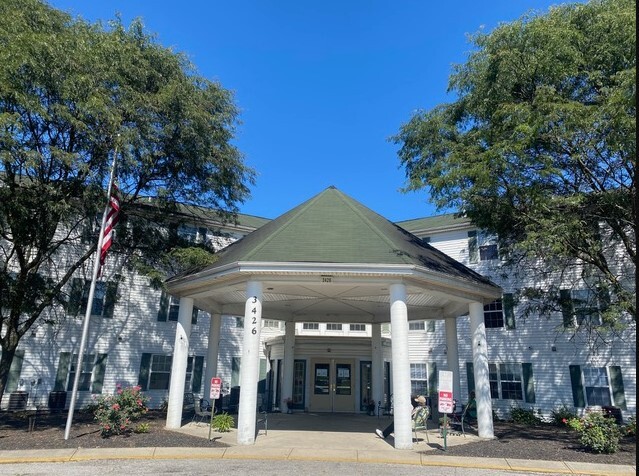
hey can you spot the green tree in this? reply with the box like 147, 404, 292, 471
394, 0, 635, 327
0, 0, 254, 402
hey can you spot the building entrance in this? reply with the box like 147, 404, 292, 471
309, 358, 355, 412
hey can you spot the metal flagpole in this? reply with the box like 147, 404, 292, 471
64, 143, 119, 440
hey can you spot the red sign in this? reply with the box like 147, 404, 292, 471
210, 377, 222, 400
439, 390, 454, 413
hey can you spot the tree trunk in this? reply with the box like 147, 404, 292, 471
0, 345, 17, 405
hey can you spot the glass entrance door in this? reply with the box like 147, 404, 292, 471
310, 359, 355, 412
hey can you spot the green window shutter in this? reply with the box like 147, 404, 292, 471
138, 353, 152, 391
560, 290, 575, 328
54, 352, 72, 391
191, 356, 204, 393
466, 362, 475, 394
91, 354, 108, 394
426, 320, 435, 332
258, 359, 267, 393
504, 293, 516, 329
522, 363, 536, 403
608, 366, 626, 410
157, 290, 169, 321
569, 365, 585, 408
6, 350, 25, 393
427, 362, 437, 397
103, 281, 118, 318
68, 278, 84, 316
231, 357, 241, 388
191, 306, 199, 325
468, 231, 478, 264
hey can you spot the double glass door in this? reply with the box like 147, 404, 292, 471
310, 358, 355, 412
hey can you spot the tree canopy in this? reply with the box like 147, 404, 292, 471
394, 0, 635, 325
0, 0, 255, 401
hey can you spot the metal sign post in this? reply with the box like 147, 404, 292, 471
208, 377, 222, 441
438, 370, 454, 450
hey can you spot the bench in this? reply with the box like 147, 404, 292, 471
183, 392, 195, 416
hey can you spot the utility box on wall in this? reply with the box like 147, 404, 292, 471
8, 391, 28, 411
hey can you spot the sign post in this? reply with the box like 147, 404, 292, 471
208, 377, 222, 441
438, 370, 453, 450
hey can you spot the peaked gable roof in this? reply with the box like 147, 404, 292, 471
196, 186, 494, 287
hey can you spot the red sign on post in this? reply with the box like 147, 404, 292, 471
210, 377, 222, 400
439, 391, 454, 413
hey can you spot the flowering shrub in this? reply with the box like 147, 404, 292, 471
93, 385, 149, 437
550, 405, 576, 426
567, 411, 621, 454
622, 415, 636, 437
509, 406, 543, 425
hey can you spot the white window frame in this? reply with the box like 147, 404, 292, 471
408, 321, 425, 331
410, 363, 428, 396
303, 322, 319, 330
484, 299, 504, 328
349, 324, 366, 332
582, 367, 612, 407
572, 289, 604, 327
488, 362, 523, 400
67, 353, 96, 392
326, 323, 342, 331
262, 319, 281, 329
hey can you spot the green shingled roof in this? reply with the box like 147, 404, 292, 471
210, 186, 493, 285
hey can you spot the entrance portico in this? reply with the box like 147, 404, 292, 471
164, 187, 501, 449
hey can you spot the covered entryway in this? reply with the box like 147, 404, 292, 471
163, 186, 502, 449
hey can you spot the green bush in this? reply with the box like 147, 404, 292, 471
93, 385, 150, 437
211, 412, 235, 432
550, 405, 577, 426
510, 406, 543, 425
567, 411, 621, 454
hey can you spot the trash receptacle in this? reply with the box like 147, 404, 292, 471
48, 391, 67, 411
8, 391, 29, 411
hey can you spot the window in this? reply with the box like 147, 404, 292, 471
481, 362, 535, 402
484, 299, 504, 328
350, 324, 366, 332
53, 352, 107, 394
157, 291, 198, 324
68, 278, 118, 318
326, 323, 342, 331
583, 367, 612, 407
178, 225, 208, 244
426, 320, 435, 332
303, 322, 319, 330
149, 355, 172, 390
262, 319, 281, 329
410, 363, 428, 396
235, 317, 244, 328
570, 365, 625, 409
561, 288, 608, 328
409, 321, 425, 331
468, 231, 498, 263
137, 354, 204, 392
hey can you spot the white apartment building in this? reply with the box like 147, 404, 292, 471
2, 187, 635, 443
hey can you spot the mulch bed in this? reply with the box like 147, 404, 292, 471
0, 410, 635, 466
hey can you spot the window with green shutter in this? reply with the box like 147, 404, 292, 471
6, 350, 25, 393
468, 231, 478, 263
67, 278, 118, 318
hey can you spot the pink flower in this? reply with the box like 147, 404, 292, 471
562, 418, 567, 424
112, 403, 120, 411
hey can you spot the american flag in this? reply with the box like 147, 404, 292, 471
99, 183, 120, 276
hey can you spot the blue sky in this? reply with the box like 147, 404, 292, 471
49, 0, 565, 222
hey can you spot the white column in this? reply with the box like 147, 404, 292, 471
445, 317, 461, 405
389, 283, 412, 449
371, 323, 383, 411
166, 297, 194, 429
237, 281, 263, 445
280, 321, 296, 411
469, 301, 494, 439
204, 313, 222, 404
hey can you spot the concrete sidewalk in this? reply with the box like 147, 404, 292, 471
0, 412, 635, 475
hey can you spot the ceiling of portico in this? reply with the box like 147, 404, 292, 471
166, 187, 502, 322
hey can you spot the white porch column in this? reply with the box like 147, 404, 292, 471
166, 297, 194, 429
389, 283, 412, 449
445, 317, 461, 404
469, 301, 494, 439
280, 321, 296, 411
371, 323, 383, 411
204, 313, 222, 404
237, 281, 263, 445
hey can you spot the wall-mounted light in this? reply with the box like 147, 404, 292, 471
551, 346, 557, 352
